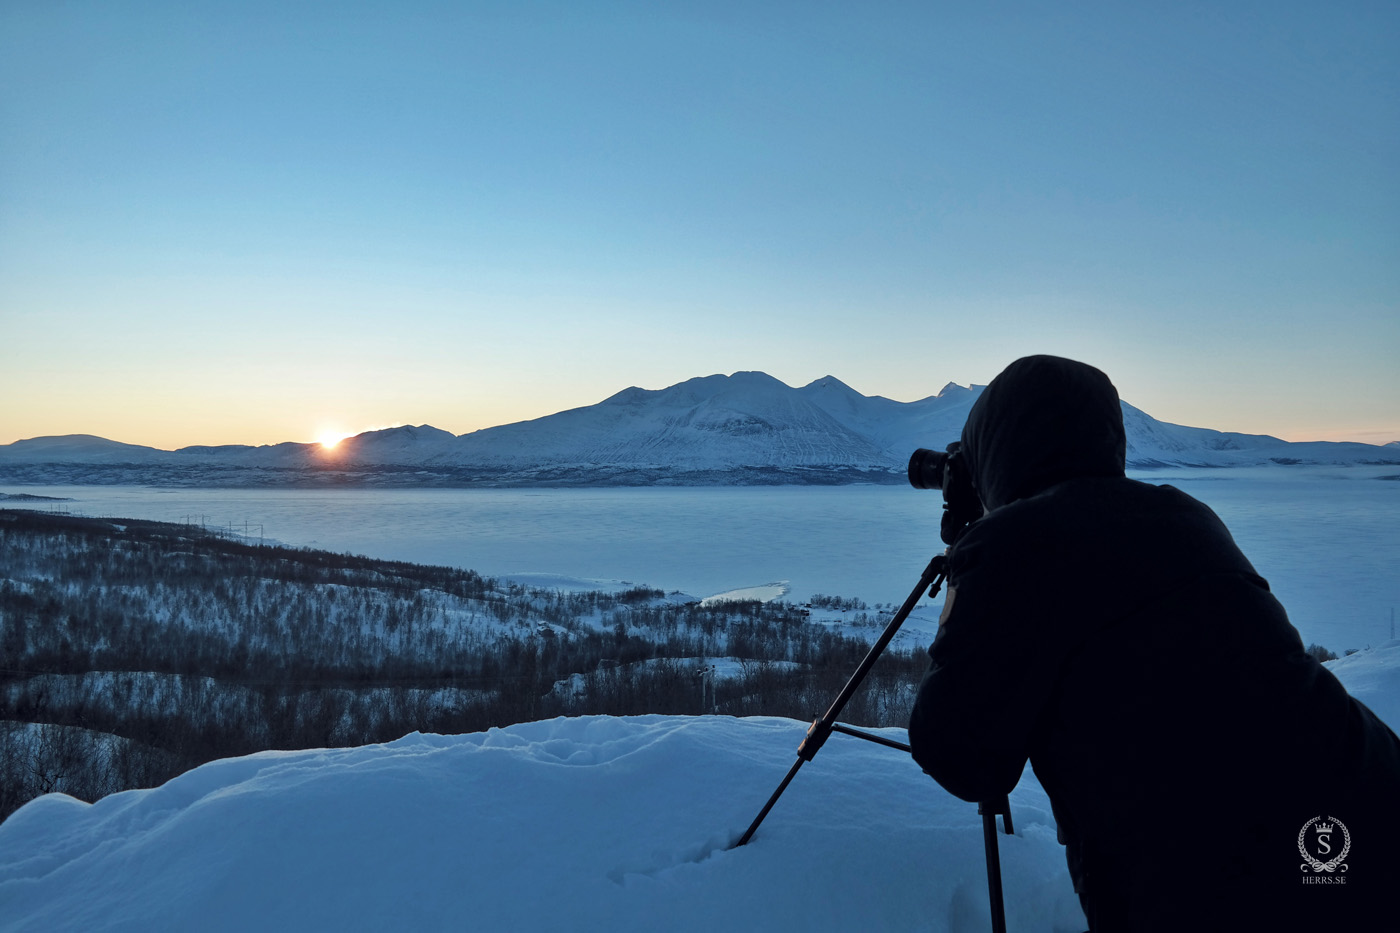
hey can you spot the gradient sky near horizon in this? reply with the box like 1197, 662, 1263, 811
2, 1, 1397, 450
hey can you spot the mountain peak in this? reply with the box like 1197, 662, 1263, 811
352, 424, 455, 442
0, 434, 168, 463
802, 375, 861, 395
721, 371, 788, 389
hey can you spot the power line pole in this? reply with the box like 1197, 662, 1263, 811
696, 664, 717, 714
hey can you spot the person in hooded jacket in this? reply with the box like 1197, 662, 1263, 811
907, 355, 1400, 932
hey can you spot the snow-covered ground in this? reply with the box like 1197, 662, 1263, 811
4, 471, 1394, 652
700, 582, 791, 606
3, 643, 1395, 932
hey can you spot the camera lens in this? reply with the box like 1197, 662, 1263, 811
908, 448, 948, 490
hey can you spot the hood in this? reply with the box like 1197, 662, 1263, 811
960, 355, 1126, 511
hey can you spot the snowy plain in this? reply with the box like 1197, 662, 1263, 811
1, 643, 1396, 933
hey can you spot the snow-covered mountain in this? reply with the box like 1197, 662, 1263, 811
431, 372, 948, 477
0, 434, 172, 464
1, 372, 1395, 486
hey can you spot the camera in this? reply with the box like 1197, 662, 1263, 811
908, 443, 982, 545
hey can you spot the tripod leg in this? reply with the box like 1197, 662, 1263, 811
731, 554, 947, 848
735, 757, 803, 847
980, 798, 1010, 933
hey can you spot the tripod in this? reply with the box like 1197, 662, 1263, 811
732, 552, 1016, 933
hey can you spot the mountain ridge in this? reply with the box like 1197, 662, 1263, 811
2, 372, 1396, 487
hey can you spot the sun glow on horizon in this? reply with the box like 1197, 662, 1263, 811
317, 431, 354, 450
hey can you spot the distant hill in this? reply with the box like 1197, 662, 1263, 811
1, 372, 1395, 486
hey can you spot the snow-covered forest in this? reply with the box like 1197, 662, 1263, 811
0, 508, 922, 820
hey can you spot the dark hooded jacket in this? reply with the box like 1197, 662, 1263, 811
907, 356, 1400, 932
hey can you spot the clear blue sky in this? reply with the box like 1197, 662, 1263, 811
2, 1, 1396, 448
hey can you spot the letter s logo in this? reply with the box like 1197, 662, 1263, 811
1317, 834, 1331, 856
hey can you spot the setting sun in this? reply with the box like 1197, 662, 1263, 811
317, 431, 352, 450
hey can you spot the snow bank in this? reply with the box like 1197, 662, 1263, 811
2, 643, 1396, 933
0, 717, 1083, 932
700, 581, 790, 606
1324, 640, 1400, 728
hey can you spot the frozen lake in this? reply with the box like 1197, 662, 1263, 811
6, 465, 1397, 653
